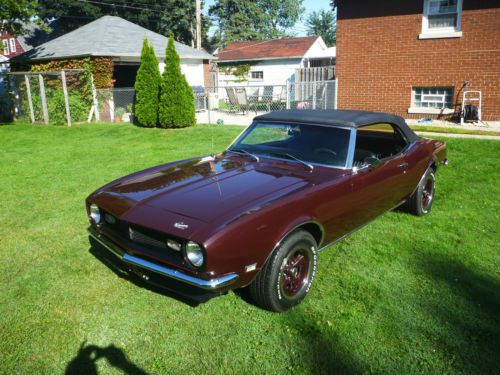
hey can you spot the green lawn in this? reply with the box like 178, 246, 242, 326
0, 123, 498, 374
409, 125, 500, 137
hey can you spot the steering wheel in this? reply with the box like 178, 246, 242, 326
314, 148, 337, 157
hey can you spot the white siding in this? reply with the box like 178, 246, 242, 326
218, 58, 302, 87
303, 38, 328, 58
158, 59, 205, 87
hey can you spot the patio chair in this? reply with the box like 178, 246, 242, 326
234, 88, 250, 114
225, 87, 239, 113
262, 86, 274, 111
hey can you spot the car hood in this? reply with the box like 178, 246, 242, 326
92, 154, 319, 232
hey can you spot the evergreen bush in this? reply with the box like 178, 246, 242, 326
134, 38, 160, 127
158, 35, 195, 128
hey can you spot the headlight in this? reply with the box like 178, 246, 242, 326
167, 239, 181, 252
89, 204, 101, 223
185, 241, 204, 267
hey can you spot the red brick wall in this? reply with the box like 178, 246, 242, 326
0, 31, 26, 58
336, 1, 500, 121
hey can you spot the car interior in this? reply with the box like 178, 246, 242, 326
353, 123, 409, 167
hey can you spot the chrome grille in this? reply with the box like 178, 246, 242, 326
129, 227, 167, 249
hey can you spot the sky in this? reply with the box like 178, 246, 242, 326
203, 0, 333, 37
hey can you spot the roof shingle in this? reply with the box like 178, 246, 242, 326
14, 16, 213, 62
217, 36, 319, 62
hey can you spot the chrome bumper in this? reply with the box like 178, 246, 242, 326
88, 227, 238, 290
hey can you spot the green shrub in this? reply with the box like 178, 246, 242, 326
158, 35, 195, 128
134, 38, 160, 127
44, 90, 88, 125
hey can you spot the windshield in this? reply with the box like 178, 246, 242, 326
229, 122, 351, 168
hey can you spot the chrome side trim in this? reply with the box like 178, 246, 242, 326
88, 227, 238, 290
318, 201, 405, 252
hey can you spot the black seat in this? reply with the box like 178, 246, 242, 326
353, 148, 376, 167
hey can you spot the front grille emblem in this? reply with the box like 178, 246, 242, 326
174, 222, 189, 230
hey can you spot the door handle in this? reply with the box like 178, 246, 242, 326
397, 162, 409, 169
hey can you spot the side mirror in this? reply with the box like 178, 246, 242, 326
364, 156, 381, 169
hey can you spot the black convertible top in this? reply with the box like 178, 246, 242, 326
254, 109, 420, 142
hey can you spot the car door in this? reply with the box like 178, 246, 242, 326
347, 123, 412, 227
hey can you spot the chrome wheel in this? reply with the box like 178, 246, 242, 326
421, 175, 435, 213
280, 248, 312, 300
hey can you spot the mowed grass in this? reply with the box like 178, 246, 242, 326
0, 123, 499, 374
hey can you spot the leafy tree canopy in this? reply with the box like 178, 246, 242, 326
36, 0, 211, 47
209, 0, 304, 47
0, 0, 45, 35
306, 9, 337, 47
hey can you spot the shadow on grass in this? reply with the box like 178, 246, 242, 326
88, 237, 220, 308
280, 308, 363, 374
234, 287, 362, 373
65, 341, 148, 375
418, 254, 500, 373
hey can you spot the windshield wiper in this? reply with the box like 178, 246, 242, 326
229, 148, 260, 162
269, 152, 314, 171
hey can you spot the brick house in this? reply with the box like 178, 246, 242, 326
335, 0, 500, 121
0, 31, 26, 59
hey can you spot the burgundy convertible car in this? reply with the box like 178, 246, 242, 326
86, 110, 447, 312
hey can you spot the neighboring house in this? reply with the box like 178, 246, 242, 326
216, 36, 335, 87
1, 29, 32, 94
335, 0, 500, 121
1, 30, 26, 59
13, 16, 214, 88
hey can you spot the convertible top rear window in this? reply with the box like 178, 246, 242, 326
230, 122, 351, 168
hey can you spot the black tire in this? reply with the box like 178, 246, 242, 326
406, 168, 436, 216
250, 230, 318, 312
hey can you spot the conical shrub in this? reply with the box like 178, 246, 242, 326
158, 35, 196, 128
134, 38, 160, 127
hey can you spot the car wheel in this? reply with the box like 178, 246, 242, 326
250, 230, 317, 312
407, 168, 436, 216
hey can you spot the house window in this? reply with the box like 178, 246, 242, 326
9, 38, 16, 53
2, 39, 9, 55
250, 71, 263, 80
420, 0, 463, 39
409, 87, 454, 114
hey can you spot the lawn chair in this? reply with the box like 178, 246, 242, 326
262, 86, 274, 111
234, 88, 250, 114
225, 87, 239, 113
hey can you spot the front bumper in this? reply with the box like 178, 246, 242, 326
88, 226, 238, 291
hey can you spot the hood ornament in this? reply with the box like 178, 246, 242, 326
174, 222, 189, 230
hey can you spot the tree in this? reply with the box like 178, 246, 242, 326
306, 9, 337, 46
209, 0, 304, 47
0, 0, 45, 35
158, 35, 195, 128
134, 38, 160, 128
209, 0, 265, 46
36, 0, 209, 46
260, 0, 305, 39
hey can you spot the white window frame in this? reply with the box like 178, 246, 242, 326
408, 87, 455, 115
2, 39, 9, 55
250, 71, 264, 81
419, 0, 463, 40
9, 38, 16, 53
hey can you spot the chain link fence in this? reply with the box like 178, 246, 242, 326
7, 70, 93, 126
4, 77, 335, 126
200, 80, 337, 125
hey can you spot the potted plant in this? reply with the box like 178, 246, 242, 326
114, 107, 126, 123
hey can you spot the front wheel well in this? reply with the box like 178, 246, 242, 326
296, 222, 324, 247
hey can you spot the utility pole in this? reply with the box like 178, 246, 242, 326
195, 0, 201, 50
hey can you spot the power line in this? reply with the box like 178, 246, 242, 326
75, 0, 164, 12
